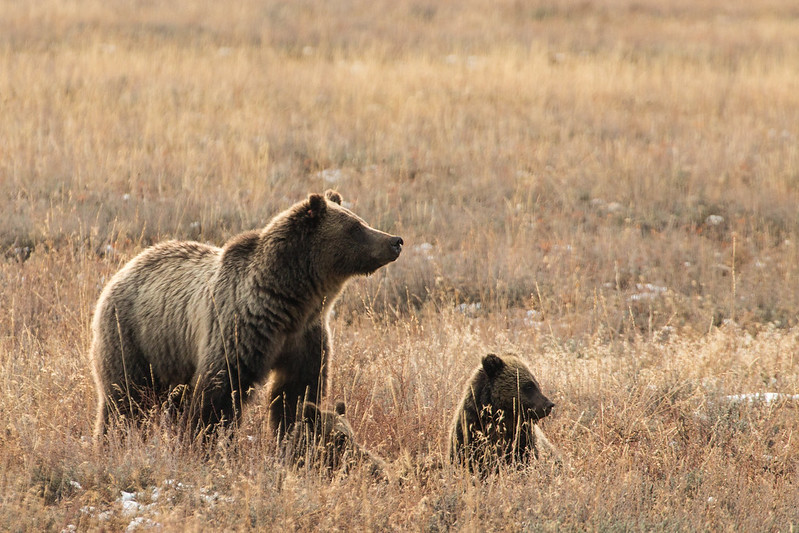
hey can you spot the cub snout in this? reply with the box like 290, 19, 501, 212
543, 399, 555, 417
530, 397, 554, 421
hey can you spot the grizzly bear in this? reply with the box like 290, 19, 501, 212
284, 401, 387, 479
449, 353, 556, 473
90, 190, 403, 439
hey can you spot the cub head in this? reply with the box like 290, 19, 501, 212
299, 190, 403, 279
287, 401, 387, 479
480, 353, 554, 423
299, 401, 356, 470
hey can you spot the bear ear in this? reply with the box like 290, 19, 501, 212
482, 353, 505, 378
305, 193, 327, 219
302, 401, 321, 421
324, 189, 343, 205
335, 401, 346, 416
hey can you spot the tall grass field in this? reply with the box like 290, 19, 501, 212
2, 0, 799, 530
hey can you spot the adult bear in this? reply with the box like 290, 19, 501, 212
90, 190, 402, 439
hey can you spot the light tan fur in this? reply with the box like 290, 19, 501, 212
90, 191, 403, 439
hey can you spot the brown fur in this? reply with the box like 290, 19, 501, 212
90, 190, 402, 439
284, 401, 387, 479
449, 353, 555, 473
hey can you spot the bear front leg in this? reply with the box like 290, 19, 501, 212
268, 322, 329, 437
186, 369, 241, 438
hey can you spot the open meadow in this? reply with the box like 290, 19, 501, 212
2, 0, 799, 530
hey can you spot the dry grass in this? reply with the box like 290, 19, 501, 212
2, 0, 799, 530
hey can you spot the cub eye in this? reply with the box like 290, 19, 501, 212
522, 382, 536, 394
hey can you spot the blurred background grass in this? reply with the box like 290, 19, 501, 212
3, 0, 799, 341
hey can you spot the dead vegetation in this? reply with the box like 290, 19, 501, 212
1, 0, 798, 530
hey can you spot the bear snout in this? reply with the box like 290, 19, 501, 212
390, 236, 403, 256
530, 398, 554, 421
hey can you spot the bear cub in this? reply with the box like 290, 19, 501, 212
284, 401, 387, 479
449, 353, 557, 473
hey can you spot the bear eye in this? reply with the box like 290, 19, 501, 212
522, 382, 537, 394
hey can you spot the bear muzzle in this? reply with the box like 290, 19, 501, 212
356, 233, 403, 275
389, 236, 404, 259
530, 399, 554, 421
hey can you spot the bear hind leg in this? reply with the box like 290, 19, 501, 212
94, 395, 110, 441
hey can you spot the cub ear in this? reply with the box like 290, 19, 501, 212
302, 401, 321, 421
335, 401, 346, 416
324, 189, 343, 205
482, 353, 505, 378
306, 193, 327, 219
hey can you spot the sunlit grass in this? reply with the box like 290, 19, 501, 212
2, 0, 799, 530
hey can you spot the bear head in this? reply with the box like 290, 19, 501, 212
479, 353, 554, 424
296, 190, 403, 280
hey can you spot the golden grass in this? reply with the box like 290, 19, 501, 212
2, 0, 799, 530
